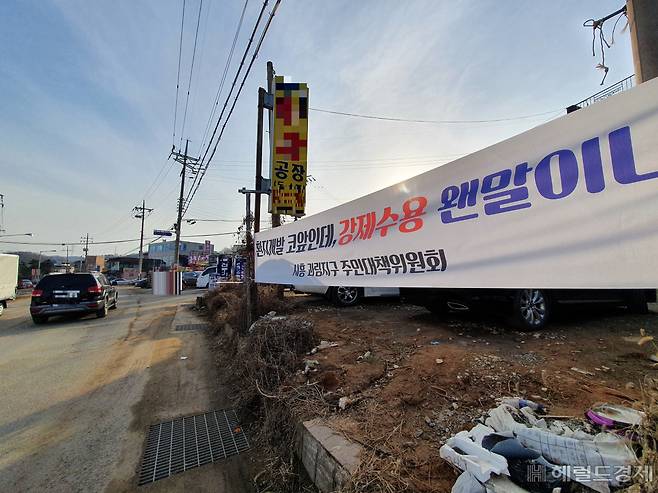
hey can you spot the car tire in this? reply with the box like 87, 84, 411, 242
511, 289, 550, 330
330, 286, 360, 307
96, 299, 109, 318
425, 299, 449, 317
32, 315, 47, 324
628, 291, 649, 314
109, 294, 118, 310
0, 302, 4, 317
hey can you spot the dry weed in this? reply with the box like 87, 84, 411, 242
629, 375, 658, 492
207, 285, 326, 491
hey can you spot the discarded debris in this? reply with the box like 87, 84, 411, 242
435, 358, 444, 364
303, 359, 319, 374
500, 397, 545, 414
442, 400, 638, 493
586, 403, 645, 428
180, 356, 188, 360
338, 396, 359, 410
310, 340, 339, 355
430, 340, 441, 345
357, 350, 371, 362
570, 366, 594, 376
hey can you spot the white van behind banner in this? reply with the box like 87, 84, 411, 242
255, 78, 658, 289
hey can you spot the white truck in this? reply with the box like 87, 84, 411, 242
0, 254, 19, 316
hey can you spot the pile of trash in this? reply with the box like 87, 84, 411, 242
441, 398, 646, 493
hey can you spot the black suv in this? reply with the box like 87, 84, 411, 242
30, 272, 118, 324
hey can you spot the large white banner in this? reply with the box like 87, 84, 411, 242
255, 78, 658, 289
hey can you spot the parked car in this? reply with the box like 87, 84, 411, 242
134, 277, 150, 288
403, 288, 656, 330
182, 271, 199, 288
294, 285, 399, 306
30, 272, 118, 324
295, 284, 656, 330
19, 279, 34, 289
110, 278, 133, 286
197, 266, 221, 288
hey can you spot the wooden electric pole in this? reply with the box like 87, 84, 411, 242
80, 233, 92, 271
170, 140, 198, 271
133, 200, 153, 279
627, 0, 658, 83
267, 61, 281, 229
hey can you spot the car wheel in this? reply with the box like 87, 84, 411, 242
628, 291, 649, 314
512, 289, 550, 330
96, 299, 109, 318
0, 302, 4, 317
331, 286, 360, 307
425, 299, 449, 316
32, 315, 47, 324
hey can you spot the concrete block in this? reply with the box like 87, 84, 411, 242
296, 418, 363, 492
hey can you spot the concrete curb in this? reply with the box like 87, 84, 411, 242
296, 418, 363, 492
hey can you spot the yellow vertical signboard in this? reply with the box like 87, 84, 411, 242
270, 76, 308, 217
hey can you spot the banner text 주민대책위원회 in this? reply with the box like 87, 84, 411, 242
255, 77, 658, 289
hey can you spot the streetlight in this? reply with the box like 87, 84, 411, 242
37, 249, 57, 280
185, 218, 240, 224
0, 232, 33, 238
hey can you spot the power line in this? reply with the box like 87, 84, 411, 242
143, 157, 176, 202
206, 153, 468, 164
184, 0, 282, 217
197, 0, 250, 156
178, 0, 204, 146
184, 0, 272, 212
0, 231, 238, 247
185, 218, 243, 223
308, 107, 563, 124
172, 0, 186, 145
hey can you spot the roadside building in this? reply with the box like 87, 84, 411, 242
147, 240, 214, 268
85, 255, 105, 272
105, 256, 164, 278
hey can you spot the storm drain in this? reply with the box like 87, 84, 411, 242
174, 323, 208, 332
138, 409, 249, 485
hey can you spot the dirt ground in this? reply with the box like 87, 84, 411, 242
277, 294, 658, 492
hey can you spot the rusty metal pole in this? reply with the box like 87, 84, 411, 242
266, 61, 284, 300
254, 88, 266, 234
627, 0, 658, 83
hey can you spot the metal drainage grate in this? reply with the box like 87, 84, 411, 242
174, 323, 208, 332
138, 409, 249, 486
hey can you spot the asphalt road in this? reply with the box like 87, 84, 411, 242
0, 288, 250, 493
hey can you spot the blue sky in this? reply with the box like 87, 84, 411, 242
0, 0, 634, 255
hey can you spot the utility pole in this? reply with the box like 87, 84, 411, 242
133, 200, 154, 279
170, 139, 199, 271
254, 87, 266, 233
80, 234, 92, 271
266, 61, 285, 300
627, 0, 658, 83
238, 188, 258, 326
0, 194, 5, 234
62, 244, 70, 272
267, 61, 281, 229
